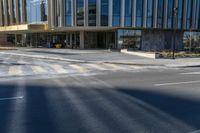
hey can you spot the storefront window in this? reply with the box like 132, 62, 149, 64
118, 29, 142, 49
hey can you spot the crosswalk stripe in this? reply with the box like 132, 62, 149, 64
69, 64, 88, 73
103, 63, 123, 70
8, 66, 22, 75
86, 64, 107, 71
31, 66, 47, 74
50, 64, 69, 74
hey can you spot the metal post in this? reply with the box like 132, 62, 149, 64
172, 7, 178, 59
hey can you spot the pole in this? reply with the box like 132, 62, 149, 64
172, 7, 178, 59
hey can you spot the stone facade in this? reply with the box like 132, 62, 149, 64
141, 30, 184, 51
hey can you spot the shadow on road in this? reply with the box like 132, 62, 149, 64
0, 82, 199, 133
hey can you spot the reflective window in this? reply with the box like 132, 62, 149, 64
147, 0, 153, 28
65, 0, 72, 26
101, 0, 108, 26
136, 0, 142, 27
167, 0, 173, 28
125, 0, 132, 27
88, 0, 96, 26
177, 0, 183, 29
112, 0, 120, 26
26, 0, 47, 23
77, 0, 84, 26
157, 0, 164, 28
186, 0, 192, 29
13, 0, 16, 24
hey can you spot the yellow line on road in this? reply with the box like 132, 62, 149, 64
69, 64, 88, 73
8, 66, 22, 76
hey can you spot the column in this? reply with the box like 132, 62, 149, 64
73, 0, 77, 26
163, 0, 168, 28
108, 0, 113, 26
191, 0, 197, 29
182, 0, 188, 29
143, 0, 147, 28
0, 0, 3, 26
132, 0, 136, 27
80, 31, 84, 49
50, 0, 55, 28
4, 0, 8, 26
16, 0, 20, 24
22, 0, 27, 23
96, 0, 101, 26
120, 0, 125, 27
85, 0, 88, 26
153, 0, 158, 28
10, 0, 14, 25
60, 0, 65, 27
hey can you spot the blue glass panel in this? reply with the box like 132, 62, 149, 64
157, 0, 164, 28
177, 0, 183, 29
136, 0, 142, 27
112, 0, 120, 26
125, 0, 132, 27
101, 0, 108, 26
147, 0, 153, 28
186, 0, 192, 29
167, 0, 173, 28
77, 0, 84, 26
65, 0, 72, 26
88, 0, 96, 26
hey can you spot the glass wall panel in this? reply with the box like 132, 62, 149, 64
101, 0, 108, 26
167, 0, 173, 28
88, 0, 96, 26
125, 0, 132, 27
112, 0, 120, 26
65, 0, 72, 26
157, 0, 164, 28
26, 0, 47, 23
77, 0, 84, 26
136, 0, 142, 27
186, 0, 192, 29
195, 0, 200, 29
177, 0, 183, 29
147, 0, 153, 28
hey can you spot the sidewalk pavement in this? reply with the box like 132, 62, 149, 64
0, 48, 200, 68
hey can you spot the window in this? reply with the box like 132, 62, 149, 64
195, 0, 200, 29
77, 0, 84, 26
167, 0, 173, 28
125, 0, 132, 27
147, 0, 153, 28
101, 0, 108, 26
112, 0, 120, 26
65, 0, 72, 26
136, 0, 142, 27
88, 0, 96, 26
157, 0, 164, 28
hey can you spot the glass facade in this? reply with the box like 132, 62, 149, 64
65, 0, 72, 26
101, 0, 108, 26
177, 0, 183, 29
26, 0, 47, 24
186, 0, 192, 29
125, 0, 132, 27
112, 0, 120, 26
88, 0, 96, 26
167, 0, 173, 28
147, 0, 153, 28
157, 0, 164, 28
136, 0, 142, 27
195, 0, 200, 29
77, 0, 84, 26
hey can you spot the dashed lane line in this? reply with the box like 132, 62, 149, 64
50, 64, 69, 74
8, 66, 23, 76
69, 64, 89, 73
31, 66, 47, 74
154, 80, 200, 86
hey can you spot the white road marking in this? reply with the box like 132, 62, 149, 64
86, 64, 107, 71
104, 63, 123, 70
69, 64, 88, 73
154, 80, 200, 86
8, 66, 22, 75
0, 96, 24, 101
180, 72, 200, 75
51, 64, 69, 74
31, 66, 47, 74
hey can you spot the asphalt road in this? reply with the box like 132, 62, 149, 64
0, 51, 200, 133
